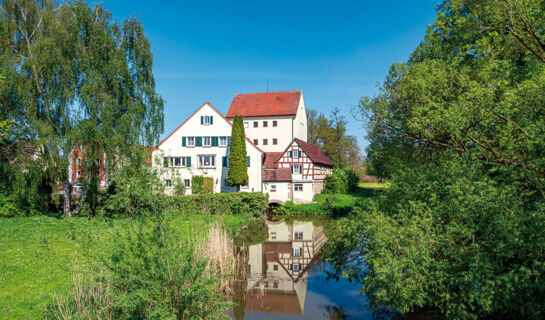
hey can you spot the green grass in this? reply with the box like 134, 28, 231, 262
285, 181, 389, 215
0, 213, 251, 320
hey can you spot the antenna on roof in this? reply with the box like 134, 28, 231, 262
267, 80, 269, 93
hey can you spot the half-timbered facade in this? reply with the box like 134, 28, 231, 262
68, 145, 107, 189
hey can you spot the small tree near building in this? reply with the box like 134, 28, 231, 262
227, 115, 248, 188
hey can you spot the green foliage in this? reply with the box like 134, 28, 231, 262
323, 168, 359, 194
0, 189, 24, 217
191, 175, 213, 195
173, 178, 186, 196
0, 0, 164, 216
325, 160, 545, 318
171, 192, 268, 217
322, 174, 342, 194
233, 219, 269, 247
227, 115, 248, 187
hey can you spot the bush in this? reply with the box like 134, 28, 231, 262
322, 174, 342, 194
49, 213, 231, 319
191, 176, 213, 195
0, 190, 25, 217
171, 192, 268, 217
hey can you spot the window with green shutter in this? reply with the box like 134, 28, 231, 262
289, 151, 293, 158
212, 136, 218, 146
246, 156, 250, 167
210, 116, 213, 124
182, 136, 186, 147
200, 116, 204, 124
222, 156, 228, 167
196, 136, 202, 146
186, 156, 191, 167
163, 157, 168, 167
298, 150, 302, 157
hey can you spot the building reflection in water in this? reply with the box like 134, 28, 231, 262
243, 220, 327, 315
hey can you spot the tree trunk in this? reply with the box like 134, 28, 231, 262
63, 180, 73, 217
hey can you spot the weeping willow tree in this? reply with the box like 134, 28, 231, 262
0, 0, 164, 216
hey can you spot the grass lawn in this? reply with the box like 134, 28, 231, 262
285, 181, 388, 215
0, 213, 250, 320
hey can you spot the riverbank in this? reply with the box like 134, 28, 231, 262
0, 213, 252, 320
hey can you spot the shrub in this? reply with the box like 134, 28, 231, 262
322, 174, 342, 194
0, 190, 25, 217
171, 192, 268, 217
191, 176, 213, 194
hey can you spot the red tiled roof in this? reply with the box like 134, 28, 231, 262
245, 289, 302, 314
263, 152, 283, 169
226, 90, 302, 118
263, 168, 292, 182
293, 138, 334, 167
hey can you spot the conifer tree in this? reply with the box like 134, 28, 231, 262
227, 115, 248, 187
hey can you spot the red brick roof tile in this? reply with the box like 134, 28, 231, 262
294, 138, 334, 167
263, 152, 283, 169
226, 90, 302, 118
263, 168, 292, 182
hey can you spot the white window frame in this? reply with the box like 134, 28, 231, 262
184, 179, 190, 188
170, 157, 186, 167
293, 150, 299, 158
76, 158, 81, 166
293, 247, 301, 257
203, 115, 211, 125
203, 136, 211, 147
187, 136, 195, 147
270, 232, 277, 240
166, 179, 172, 188
219, 136, 228, 146
293, 263, 300, 271
270, 185, 276, 192
199, 155, 216, 168
292, 165, 302, 175
294, 232, 303, 240
294, 183, 303, 192
244, 122, 249, 128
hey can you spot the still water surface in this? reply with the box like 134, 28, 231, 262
229, 219, 398, 320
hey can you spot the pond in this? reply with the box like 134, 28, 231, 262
229, 219, 400, 320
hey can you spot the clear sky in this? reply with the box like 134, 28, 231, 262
98, 0, 440, 152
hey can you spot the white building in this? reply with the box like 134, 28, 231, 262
152, 90, 333, 202
151, 102, 263, 194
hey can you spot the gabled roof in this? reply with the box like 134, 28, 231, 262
263, 152, 283, 169
155, 102, 263, 153
290, 138, 334, 167
226, 90, 302, 118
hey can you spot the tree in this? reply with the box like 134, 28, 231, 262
326, 0, 545, 318
0, 0, 164, 216
227, 115, 248, 187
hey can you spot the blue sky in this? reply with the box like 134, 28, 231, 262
99, 0, 440, 152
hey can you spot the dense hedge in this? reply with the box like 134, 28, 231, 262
170, 192, 268, 217
191, 176, 214, 194
322, 168, 359, 194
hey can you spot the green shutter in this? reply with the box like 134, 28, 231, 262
289, 151, 292, 158
222, 156, 227, 167
210, 116, 213, 124
298, 150, 302, 157
186, 156, 191, 167
228, 137, 231, 146
182, 136, 186, 147
196, 136, 202, 146
291, 165, 294, 173
200, 116, 204, 124
163, 157, 168, 167
246, 156, 250, 167
212, 136, 218, 146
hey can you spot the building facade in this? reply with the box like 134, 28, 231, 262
153, 90, 333, 202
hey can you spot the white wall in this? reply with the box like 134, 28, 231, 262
228, 115, 294, 153
291, 181, 314, 204
152, 103, 263, 195
263, 181, 290, 203
293, 93, 308, 142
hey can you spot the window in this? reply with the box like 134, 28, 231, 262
293, 247, 301, 257
76, 170, 81, 179
294, 183, 303, 191
199, 155, 215, 168
273, 139, 278, 145
187, 136, 195, 147
270, 185, 276, 192
222, 156, 228, 167
184, 179, 190, 188
294, 232, 303, 240
273, 264, 278, 271
253, 121, 258, 128
264, 281, 269, 288
273, 282, 279, 288
244, 122, 249, 128
203, 115, 212, 125
263, 121, 268, 127
273, 120, 278, 127
292, 165, 302, 175
253, 139, 258, 145
166, 179, 172, 188
263, 139, 268, 145
270, 232, 277, 240
76, 158, 81, 166
169, 157, 188, 167
293, 150, 299, 158
293, 263, 300, 271
203, 136, 211, 146
219, 136, 228, 146
246, 156, 250, 167
224, 179, 230, 187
